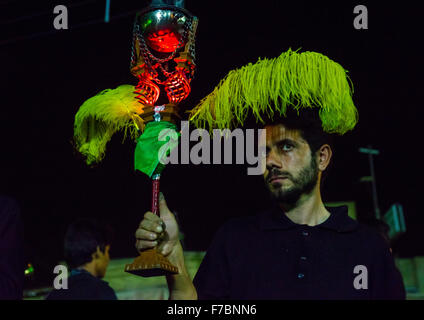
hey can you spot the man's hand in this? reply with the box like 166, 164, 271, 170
134, 192, 197, 300
135, 192, 180, 260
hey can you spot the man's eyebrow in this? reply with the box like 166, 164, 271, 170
275, 138, 299, 147
265, 138, 300, 151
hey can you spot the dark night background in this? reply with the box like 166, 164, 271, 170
1, 1, 422, 288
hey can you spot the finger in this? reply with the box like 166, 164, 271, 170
135, 239, 158, 251
143, 211, 162, 223
135, 228, 159, 241
156, 231, 166, 242
141, 213, 165, 230
140, 219, 164, 233
157, 242, 173, 256
159, 192, 172, 219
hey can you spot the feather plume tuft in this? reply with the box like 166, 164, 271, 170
189, 49, 358, 135
73, 84, 145, 165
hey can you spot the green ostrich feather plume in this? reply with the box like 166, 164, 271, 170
189, 48, 358, 134
74, 84, 145, 165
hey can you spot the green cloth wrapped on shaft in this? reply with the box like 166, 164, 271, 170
134, 121, 179, 177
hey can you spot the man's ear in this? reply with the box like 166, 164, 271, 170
317, 144, 332, 171
92, 246, 101, 259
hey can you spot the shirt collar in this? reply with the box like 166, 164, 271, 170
259, 202, 358, 233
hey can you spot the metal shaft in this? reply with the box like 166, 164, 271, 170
151, 174, 161, 215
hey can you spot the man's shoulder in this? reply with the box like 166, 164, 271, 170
72, 272, 114, 290
344, 221, 392, 260
355, 222, 391, 246
46, 273, 116, 300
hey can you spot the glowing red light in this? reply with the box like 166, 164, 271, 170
146, 29, 180, 53
134, 76, 160, 105
164, 70, 191, 104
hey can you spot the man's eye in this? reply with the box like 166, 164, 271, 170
281, 144, 293, 151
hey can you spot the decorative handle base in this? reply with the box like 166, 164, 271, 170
124, 248, 178, 277
124, 174, 179, 277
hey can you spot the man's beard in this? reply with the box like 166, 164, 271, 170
266, 155, 319, 205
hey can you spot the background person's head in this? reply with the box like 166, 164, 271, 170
260, 107, 334, 205
64, 219, 112, 278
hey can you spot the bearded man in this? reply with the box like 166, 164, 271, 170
134, 50, 406, 300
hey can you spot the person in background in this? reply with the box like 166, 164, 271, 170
0, 195, 24, 299
46, 219, 116, 300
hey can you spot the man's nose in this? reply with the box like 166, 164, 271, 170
266, 148, 282, 170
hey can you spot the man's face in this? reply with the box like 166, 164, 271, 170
261, 124, 319, 204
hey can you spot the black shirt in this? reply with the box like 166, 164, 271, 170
0, 196, 24, 300
193, 205, 406, 300
46, 269, 117, 300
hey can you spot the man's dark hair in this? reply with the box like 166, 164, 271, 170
64, 219, 111, 270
